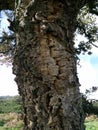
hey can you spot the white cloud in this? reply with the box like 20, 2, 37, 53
92, 45, 98, 56
78, 56, 98, 99
0, 15, 10, 35
0, 65, 18, 96
1, 12, 97, 99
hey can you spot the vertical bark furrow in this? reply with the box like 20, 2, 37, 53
13, 0, 85, 129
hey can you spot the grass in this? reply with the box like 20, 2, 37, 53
0, 127, 22, 130
0, 113, 23, 130
85, 115, 98, 130
0, 113, 98, 130
0, 96, 98, 130
0, 96, 23, 130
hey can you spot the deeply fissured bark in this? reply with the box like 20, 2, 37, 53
13, 0, 85, 129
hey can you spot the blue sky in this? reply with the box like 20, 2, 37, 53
74, 32, 98, 99
90, 56, 98, 66
77, 46, 98, 99
0, 11, 98, 99
0, 11, 18, 96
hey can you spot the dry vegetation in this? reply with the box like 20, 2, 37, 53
0, 96, 98, 130
0, 113, 23, 130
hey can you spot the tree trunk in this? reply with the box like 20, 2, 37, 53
13, 0, 85, 129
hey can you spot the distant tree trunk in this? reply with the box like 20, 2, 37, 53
13, 0, 85, 129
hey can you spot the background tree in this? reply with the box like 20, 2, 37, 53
0, 0, 98, 130
82, 86, 98, 116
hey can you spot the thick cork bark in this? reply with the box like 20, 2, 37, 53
13, 0, 85, 129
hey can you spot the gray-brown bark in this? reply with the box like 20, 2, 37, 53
0, 0, 14, 10
13, 0, 85, 129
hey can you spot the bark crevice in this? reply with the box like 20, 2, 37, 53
13, 0, 85, 129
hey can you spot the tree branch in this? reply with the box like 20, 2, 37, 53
91, 43, 98, 48
0, 0, 15, 10
0, 35, 15, 43
90, 10, 98, 16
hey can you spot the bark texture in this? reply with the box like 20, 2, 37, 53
13, 0, 85, 129
0, 0, 14, 10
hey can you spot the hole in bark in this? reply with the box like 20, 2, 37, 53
53, 126, 56, 129
34, 75, 43, 81
58, 98, 61, 102
49, 106, 53, 113
49, 126, 56, 129
51, 12, 55, 15
46, 94, 51, 108
46, 94, 52, 109
32, 88, 38, 98
58, 3, 63, 8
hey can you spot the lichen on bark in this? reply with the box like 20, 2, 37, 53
13, 0, 85, 129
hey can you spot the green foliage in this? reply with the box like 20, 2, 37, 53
76, 6, 98, 55
0, 31, 15, 54
0, 96, 22, 113
85, 115, 98, 130
0, 112, 23, 130
85, 86, 98, 94
0, 119, 5, 126
0, 128, 19, 130
82, 87, 98, 116
0, 85, 23, 130
0, 10, 15, 60
0, 1, 98, 58
87, 0, 98, 15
